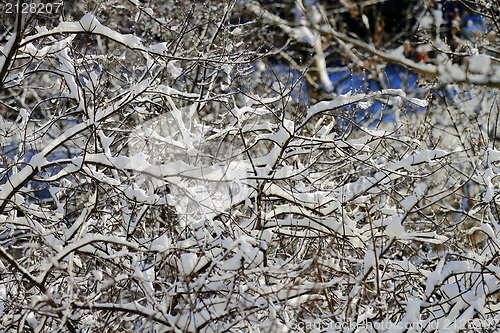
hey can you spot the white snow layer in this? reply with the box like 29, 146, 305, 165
22, 14, 142, 49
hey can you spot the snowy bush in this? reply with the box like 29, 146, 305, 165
1, 0, 500, 332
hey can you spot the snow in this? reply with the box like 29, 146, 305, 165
400, 195, 417, 212
167, 62, 183, 78
92, 270, 103, 281
363, 250, 376, 274
28, 153, 47, 168
21, 35, 74, 59
304, 92, 358, 120
483, 168, 495, 202
469, 55, 491, 74
221, 251, 243, 270
420, 15, 434, 30
400, 183, 426, 211
26, 312, 39, 329
0, 287, 6, 315
414, 182, 427, 198
124, 183, 159, 204
387, 149, 447, 173
78, 14, 142, 47
0, 162, 39, 201
408, 97, 428, 108
302, 89, 429, 126
178, 253, 198, 276
41, 233, 141, 278
385, 216, 405, 238
98, 131, 113, 156
487, 147, 500, 166
0, 27, 18, 75
58, 47, 80, 100
6, 3, 500, 332
314, 41, 333, 92
129, 152, 151, 171
439, 63, 467, 83
293, 26, 315, 46
401, 299, 422, 326
433, 9, 444, 30
151, 234, 172, 252
22, 14, 143, 50
441, 293, 479, 333
149, 42, 168, 54
268, 121, 292, 146
425, 257, 446, 298
231, 27, 243, 36
159, 84, 199, 98
64, 208, 88, 241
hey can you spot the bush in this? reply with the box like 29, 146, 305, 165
1, 0, 500, 332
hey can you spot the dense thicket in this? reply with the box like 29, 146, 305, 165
1, 0, 500, 332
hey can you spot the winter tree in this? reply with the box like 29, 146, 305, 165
1, 0, 500, 332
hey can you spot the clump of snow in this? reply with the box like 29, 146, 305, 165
178, 253, 198, 276
420, 15, 434, 30
79, 14, 142, 47
0, 30, 18, 76
29, 153, 47, 168
58, 47, 80, 101
400, 183, 426, 211
439, 63, 466, 83
433, 9, 443, 28
469, 55, 491, 74
231, 27, 243, 36
483, 168, 494, 202
292, 26, 316, 46
425, 257, 446, 296
149, 42, 168, 54
92, 270, 103, 281
124, 183, 158, 204
132, 78, 149, 95
129, 152, 152, 171
402, 299, 422, 324
151, 234, 171, 252
167, 62, 182, 78
363, 250, 376, 274
414, 183, 427, 199
400, 195, 417, 212
21, 35, 74, 59
386, 216, 405, 238
26, 312, 39, 330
